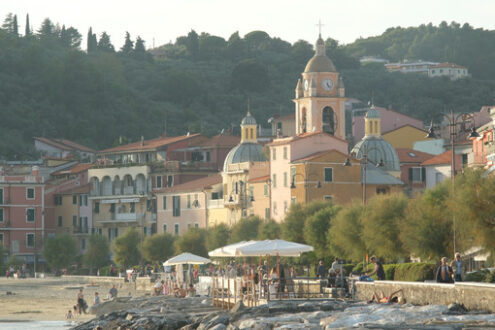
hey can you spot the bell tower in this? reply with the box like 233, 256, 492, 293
293, 30, 347, 139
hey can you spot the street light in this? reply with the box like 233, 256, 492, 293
425, 109, 480, 254
290, 172, 321, 203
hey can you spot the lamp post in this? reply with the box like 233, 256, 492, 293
425, 109, 479, 254
290, 172, 321, 204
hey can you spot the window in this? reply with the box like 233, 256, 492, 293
72, 215, 77, 227
94, 202, 100, 214
436, 172, 444, 184
58, 216, 62, 227
205, 151, 211, 162
283, 172, 288, 187
263, 184, 268, 197
283, 201, 288, 213
83, 195, 88, 206
265, 208, 270, 220
272, 174, 277, 188
26, 208, 35, 222
187, 195, 191, 208
249, 186, 254, 198
0, 233, 3, 246
26, 233, 35, 248
173, 196, 181, 217
277, 122, 282, 131
130, 202, 135, 213
73, 195, 77, 204
0, 188, 3, 204
322, 107, 335, 135
195, 223, 199, 228
273, 201, 277, 214
162, 196, 167, 210
188, 223, 192, 229
376, 188, 388, 194
324, 168, 333, 182
144, 227, 148, 235
156, 176, 162, 188
272, 148, 276, 160
26, 188, 35, 200
54, 195, 62, 205
283, 147, 287, 160
166, 175, 174, 187
324, 195, 333, 201
110, 203, 115, 213
163, 224, 167, 233
174, 223, 179, 235
0, 208, 3, 222
212, 192, 219, 200
409, 167, 425, 183
108, 228, 118, 241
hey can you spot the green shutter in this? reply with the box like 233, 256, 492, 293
163, 196, 167, 210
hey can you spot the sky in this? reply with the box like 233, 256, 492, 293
1, 0, 494, 49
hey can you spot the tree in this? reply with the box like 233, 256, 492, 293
84, 234, 110, 274
120, 31, 134, 54
230, 216, 262, 243
175, 228, 208, 257
12, 14, 18, 36
303, 203, 341, 259
282, 201, 330, 243
328, 201, 366, 262
258, 220, 281, 240
185, 30, 199, 59
42, 234, 78, 270
206, 224, 231, 251
112, 228, 141, 268
60, 25, 82, 49
141, 233, 175, 263
291, 40, 314, 65
226, 31, 245, 60
362, 194, 409, 262
231, 58, 269, 92
87, 27, 97, 52
25, 14, 31, 36
37, 18, 56, 37
97, 32, 115, 52
2, 13, 14, 33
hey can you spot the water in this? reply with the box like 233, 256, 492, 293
0, 321, 76, 329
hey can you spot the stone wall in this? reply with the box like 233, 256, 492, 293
61, 275, 153, 292
356, 280, 495, 312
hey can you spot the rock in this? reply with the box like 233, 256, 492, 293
210, 324, 227, 330
125, 313, 133, 321
230, 301, 246, 315
197, 312, 230, 330
447, 303, 467, 314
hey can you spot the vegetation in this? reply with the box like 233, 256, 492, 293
140, 233, 175, 263
1, 16, 495, 159
174, 228, 208, 257
42, 234, 78, 270
112, 228, 141, 268
83, 234, 111, 274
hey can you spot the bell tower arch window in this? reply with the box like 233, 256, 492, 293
301, 108, 307, 133
322, 106, 335, 135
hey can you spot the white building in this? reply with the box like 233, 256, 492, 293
428, 63, 469, 80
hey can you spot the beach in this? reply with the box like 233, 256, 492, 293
0, 277, 141, 326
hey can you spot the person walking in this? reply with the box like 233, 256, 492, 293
450, 253, 467, 282
367, 256, 385, 281
436, 257, 454, 283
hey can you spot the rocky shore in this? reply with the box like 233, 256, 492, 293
72, 296, 495, 330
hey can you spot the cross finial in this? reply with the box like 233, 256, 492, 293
316, 19, 324, 38
247, 98, 251, 115
370, 91, 375, 108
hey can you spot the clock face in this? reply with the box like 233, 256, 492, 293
304, 79, 309, 91
322, 78, 334, 91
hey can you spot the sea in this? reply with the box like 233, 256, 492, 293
0, 321, 77, 329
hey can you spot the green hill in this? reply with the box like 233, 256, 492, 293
0, 16, 494, 159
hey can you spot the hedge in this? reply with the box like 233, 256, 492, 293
466, 269, 495, 283
350, 262, 435, 281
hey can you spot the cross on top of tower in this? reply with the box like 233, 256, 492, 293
316, 19, 324, 38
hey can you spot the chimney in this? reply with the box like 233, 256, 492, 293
140, 136, 144, 146
32, 166, 39, 176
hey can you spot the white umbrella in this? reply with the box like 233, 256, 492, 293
163, 252, 211, 266
236, 239, 314, 257
208, 240, 258, 257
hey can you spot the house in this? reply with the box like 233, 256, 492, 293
270, 114, 295, 138
396, 148, 435, 197
34, 137, 96, 162
428, 63, 469, 80
247, 174, 271, 221
382, 125, 432, 149
421, 150, 462, 189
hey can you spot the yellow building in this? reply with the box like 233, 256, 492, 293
382, 124, 431, 149
290, 150, 403, 206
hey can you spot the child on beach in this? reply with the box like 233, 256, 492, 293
66, 310, 73, 319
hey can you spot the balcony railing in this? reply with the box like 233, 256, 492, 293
114, 212, 144, 221
207, 199, 225, 209
73, 227, 89, 234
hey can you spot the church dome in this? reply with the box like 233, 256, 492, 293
366, 107, 380, 118
304, 37, 336, 73
351, 137, 400, 172
223, 143, 265, 172
241, 112, 257, 125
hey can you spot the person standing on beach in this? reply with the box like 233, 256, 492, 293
76, 289, 87, 314
109, 284, 118, 298
367, 256, 385, 280
93, 292, 101, 305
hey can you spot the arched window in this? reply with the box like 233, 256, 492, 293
301, 108, 307, 133
322, 107, 335, 135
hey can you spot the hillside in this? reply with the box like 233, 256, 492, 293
0, 16, 494, 159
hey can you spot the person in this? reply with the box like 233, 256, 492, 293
451, 253, 467, 282
163, 281, 169, 296
76, 289, 87, 314
268, 267, 279, 300
278, 264, 286, 298
154, 280, 164, 295
93, 292, 101, 305
109, 284, 118, 298
187, 283, 196, 297
367, 256, 385, 280
331, 257, 340, 272
66, 309, 73, 320
436, 257, 454, 283
369, 289, 405, 304
316, 260, 326, 279
286, 266, 296, 298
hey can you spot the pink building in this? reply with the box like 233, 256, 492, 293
267, 132, 348, 222
353, 106, 424, 143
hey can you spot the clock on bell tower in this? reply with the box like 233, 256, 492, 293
293, 33, 346, 139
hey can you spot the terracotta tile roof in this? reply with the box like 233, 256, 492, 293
59, 183, 91, 195
430, 62, 467, 69
248, 175, 270, 183
156, 174, 222, 193
396, 148, 435, 164
267, 131, 348, 147
274, 113, 295, 120
382, 124, 427, 136
100, 134, 200, 154
35, 137, 96, 153
291, 149, 348, 163
192, 134, 240, 148
421, 150, 461, 166
51, 163, 93, 176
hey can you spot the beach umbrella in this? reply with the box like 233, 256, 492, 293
236, 239, 314, 257
163, 252, 211, 266
208, 240, 258, 257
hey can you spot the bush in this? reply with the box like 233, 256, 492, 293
393, 263, 436, 281
98, 266, 110, 276
352, 262, 373, 274
384, 264, 397, 280
484, 270, 495, 283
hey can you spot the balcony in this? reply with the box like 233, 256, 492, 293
114, 212, 144, 221
223, 195, 249, 207
207, 199, 225, 209
73, 227, 90, 235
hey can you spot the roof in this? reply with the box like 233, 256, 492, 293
351, 136, 400, 171
421, 150, 459, 166
382, 124, 428, 136
156, 174, 222, 193
291, 149, 348, 163
100, 134, 200, 154
248, 175, 270, 183
274, 113, 295, 121
267, 131, 348, 147
304, 55, 337, 73
430, 62, 467, 69
192, 134, 240, 148
366, 107, 380, 119
396, 148, 435, 164
365, 165, 403, 185
35, 137, 96, 153
241, 112, 257, 125
51, 163, 93, 176
58, 183, 91, 195
223, 143, 266, 171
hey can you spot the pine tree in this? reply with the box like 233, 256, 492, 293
2, 13, 14, 33
134, 36, 146, 53
25, 14, 31, 36
120, 31, 134, 54
12, 15, 18, 36
97, 32, 115, 52
37, 18, 55, 37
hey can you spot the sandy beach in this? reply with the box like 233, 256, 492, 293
0, 277, 140, 322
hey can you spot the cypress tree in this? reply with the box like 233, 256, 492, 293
87, 27, 95, 52
13, 15, 18, 36
25, 14, 31, 36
